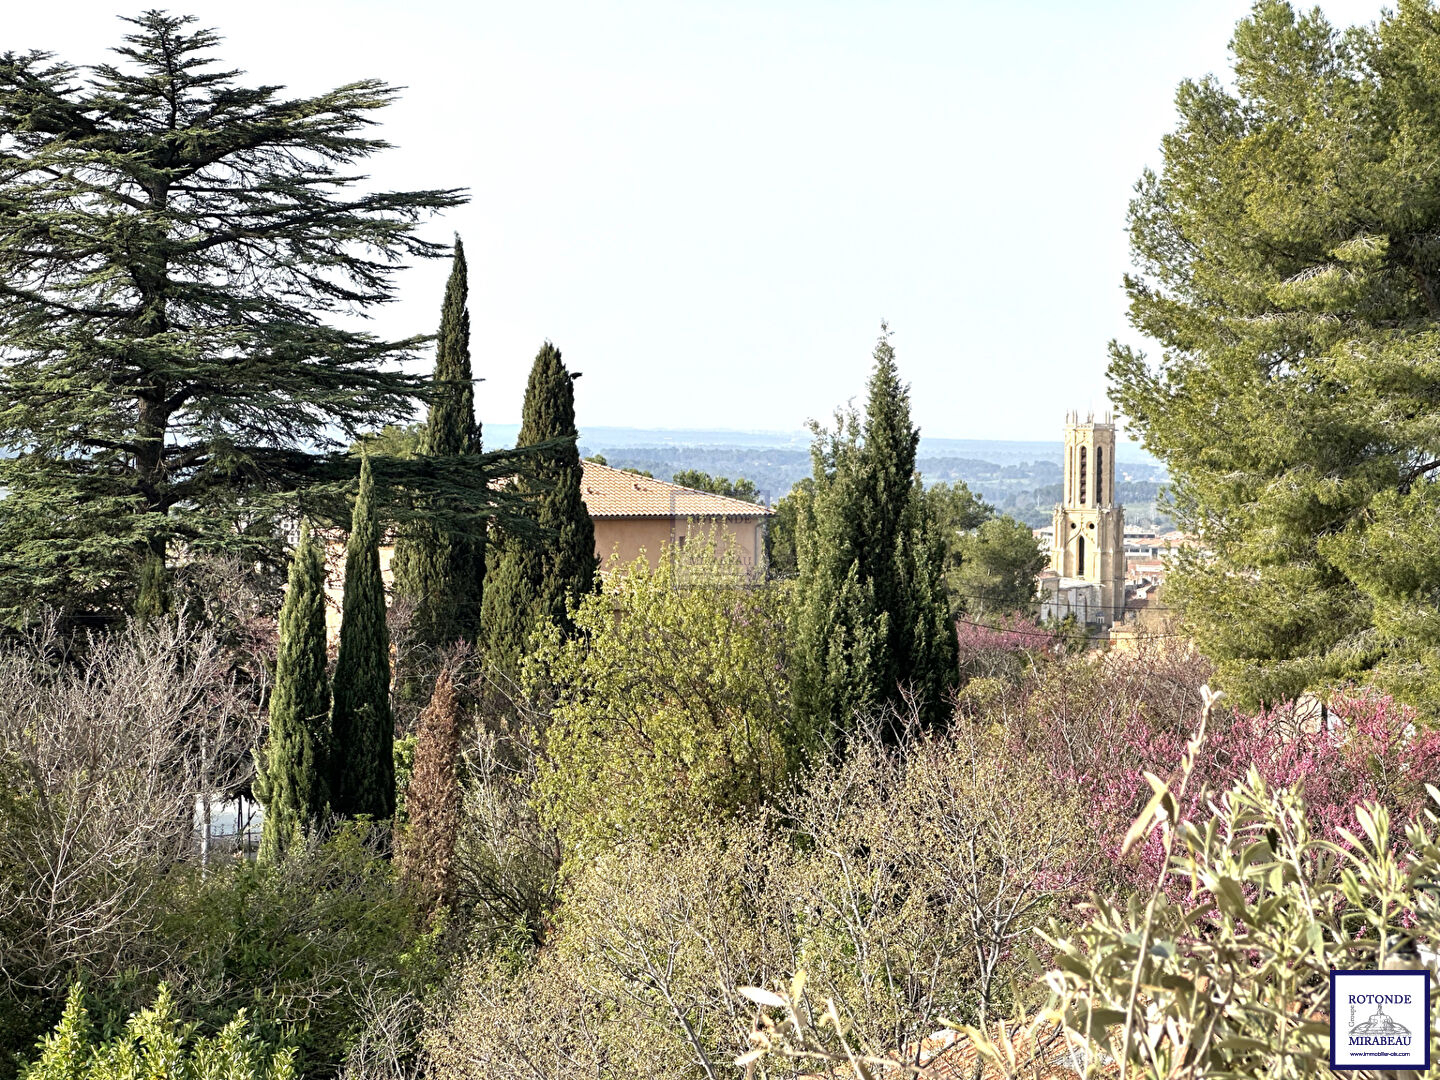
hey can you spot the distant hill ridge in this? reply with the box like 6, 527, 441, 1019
484, 424, 1161, 467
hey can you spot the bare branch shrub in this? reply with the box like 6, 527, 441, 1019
0, 617, 260, 995
451, 703, 559, 945
172, 552, 284, 698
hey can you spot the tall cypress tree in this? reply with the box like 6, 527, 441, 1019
792, 328, 956, 750
255, 522, 331, 861
330, 456, 395, 820
392, 238, 486, 646
481, 342, 597, 675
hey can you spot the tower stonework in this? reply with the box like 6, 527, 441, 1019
1050, 411, 1125, 625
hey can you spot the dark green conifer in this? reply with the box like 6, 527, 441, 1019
792, 328, 956, 750
330, 456, 395, 820
255, 522, 331, 861
481, 343, 597, 675
392, 238, 486, 646
134, 550, 169, 622
0, 14, 465, 622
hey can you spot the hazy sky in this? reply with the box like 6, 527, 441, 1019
8, 0, 1385, 440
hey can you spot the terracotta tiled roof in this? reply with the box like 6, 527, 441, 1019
579, 461, 773, 519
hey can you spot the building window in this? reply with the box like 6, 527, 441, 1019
1077, 535, 1086, 577
1079, 446, 1087, 504
1096, 446, 1104, 505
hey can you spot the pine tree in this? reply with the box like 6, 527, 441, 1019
397, 656, 463, 911
480, 343, 598, 676
1108, 1, 1440, 712
255, 523, 331, 862
392, 238, 486, 647
330, 457, 395, 820
0, 14, 468, 620
792, 328, 956, 750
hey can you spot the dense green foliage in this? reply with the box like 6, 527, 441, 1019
255, 524, 331, 863
134, 553, 169, 622
22, 986, 294, 1080
791, 328, 957, 744
951, 515, 1047, 615
921, 480, 1045, 616
481, 343, 597, 676
0, 786, 434, 1080
1110, 0, 1440, 711
353, 423, 424, 460
670, 469, 761, 503
923, 480, 991, 545
392, 239, 486, 648
330, 457, 394, 821
0, 13, 464, 621
531, 535, 789, 869
152, 826, 438, 1078
763, 477, 811, 576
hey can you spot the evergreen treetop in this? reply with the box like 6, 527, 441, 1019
0, 12, 483, 620
391, 237, 486, 647
420, 237, 478, 459
255, 521, 331, 862
1109, 0, 1440, 710
792, 328, 956, 749
481, 342, 597, 674
330, 456, 394, 821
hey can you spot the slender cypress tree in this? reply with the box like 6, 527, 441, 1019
392, 238, 486, 646
330, 456, 395, 820
792, 327, 956, 750
481, 342, 597, 675
255, 522, 331, 861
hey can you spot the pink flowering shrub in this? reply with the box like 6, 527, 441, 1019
953, 613, 1068, 685
977, 640, 1440, 893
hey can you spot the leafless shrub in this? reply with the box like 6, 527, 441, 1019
172, 551, 284, 694
0, 616, 261, 994
336, 983, 428, 1080
451, 707, 559, 945
424, 951, 606, 1080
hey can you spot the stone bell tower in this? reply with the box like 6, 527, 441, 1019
1050, 411, 1125, 624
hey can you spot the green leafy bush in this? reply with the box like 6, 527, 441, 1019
21, 985, 293, 1080
143, 823, 440, 1078
1036, 765, 1440, 1078
530, 533, 790, 869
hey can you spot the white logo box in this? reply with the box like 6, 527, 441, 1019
1330, 968, 1431, 1072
